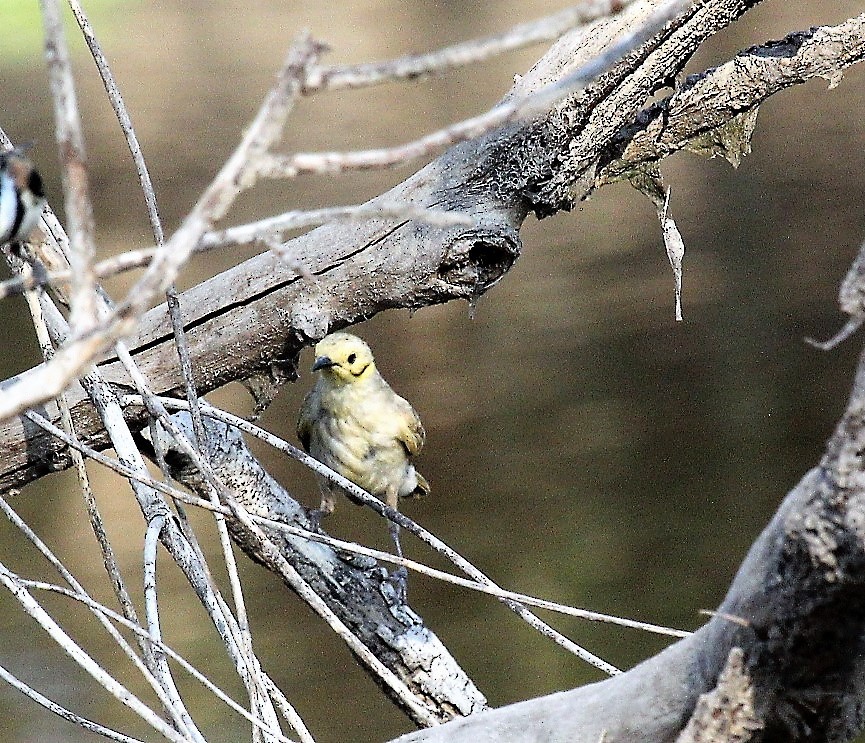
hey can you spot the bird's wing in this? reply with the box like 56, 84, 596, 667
297, 389, 317, 452
394, 396, 425, 457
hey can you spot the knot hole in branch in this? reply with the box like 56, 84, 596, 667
437, 227, 521, 299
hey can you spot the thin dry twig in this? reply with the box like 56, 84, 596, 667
0, 660, 144, 743
0, 561, 190, 743
113, 342, 290, 741
261, 0, 691, 178
16, 577, 298, 743
0, 34, 322, 421
0, 202, 474, 301
23, 399, 685, 642
134, 398, 623, 674
39, 0, 98, 329
303, 0, 633, 92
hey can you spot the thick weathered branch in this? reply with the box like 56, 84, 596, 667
382, 342, 865, 742
1, 4, 861, 501
598, 13, 865, 184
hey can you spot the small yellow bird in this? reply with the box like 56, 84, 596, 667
297, 332, 429, 566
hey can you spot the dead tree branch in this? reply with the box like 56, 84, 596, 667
382, 324, 865, 741
3, 2, 861, 495
145, 411, 488, 723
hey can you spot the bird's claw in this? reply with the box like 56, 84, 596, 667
306, 508, 325, 534
384, 566, 409, 604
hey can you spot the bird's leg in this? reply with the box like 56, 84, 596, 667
307, 488, 336, 533
384, 487, 408, 602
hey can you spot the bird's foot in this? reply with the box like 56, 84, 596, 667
306, 508, 326, 534
384, 566, 409, 604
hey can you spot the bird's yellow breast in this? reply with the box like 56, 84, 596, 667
302, 376, 421, 501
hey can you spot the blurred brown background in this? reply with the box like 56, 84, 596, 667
1, 1, 864, 741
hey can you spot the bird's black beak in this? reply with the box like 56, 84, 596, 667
312, 355, 335, 372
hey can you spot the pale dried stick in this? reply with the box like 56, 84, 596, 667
304, 0, 633, 91
141, 513, 205, 743
0, 34, 321, 422
11, 253, 146, 659
0, 495, 203, 739
39, 0, 98, 328
19, 579, 299, 743
0, 661, 144, 743
254, 517, 691, 639
20, 403, 685, 639
0, 561, 191, 743
0, 201, 474, 300
66, 0, 162, 245
114, 344, 286, 741
137, 397, 621, 675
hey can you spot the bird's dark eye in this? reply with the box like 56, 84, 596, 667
28, 170, 44, 198
347, 353, 357, 364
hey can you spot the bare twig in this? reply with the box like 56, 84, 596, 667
17, 577, 298, 743
39, 0, 98, 329
0, 561, 190, 743
23, 400, 685, 640
261, 0, 691, 178
0, 494, 202, 739
136, 397, 622, 674
0, 660, 145, 743
303, 0, 633, 92
0, 202, 475, 301
113, 343, 288, 741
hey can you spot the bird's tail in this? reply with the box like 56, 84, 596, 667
404, 471, 430, 499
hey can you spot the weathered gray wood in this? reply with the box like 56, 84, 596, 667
2, 4, 863, 510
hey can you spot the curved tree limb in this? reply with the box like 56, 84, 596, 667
383, 324, 865, 741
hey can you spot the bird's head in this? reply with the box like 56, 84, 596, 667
1, 145, 44, 201
0, 145, 46, 245
312, 332, 376, 384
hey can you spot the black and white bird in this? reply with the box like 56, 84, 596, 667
0, 147, 45, 245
